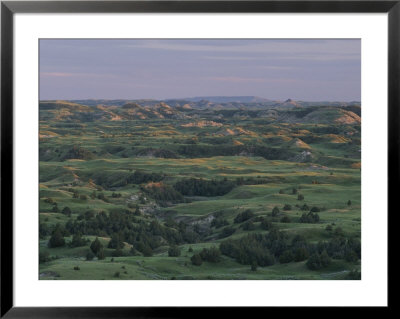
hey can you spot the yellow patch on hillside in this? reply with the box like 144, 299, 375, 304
351, 162, 361, 169
324, 134, 350, 143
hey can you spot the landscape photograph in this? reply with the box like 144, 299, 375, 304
39, 39, 361, 280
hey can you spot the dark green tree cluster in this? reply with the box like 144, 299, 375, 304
174, 178, 236, 197
234, 209, 254, 223
306, 250, 331, 270
300, 211, 320, 223
48, 225, 68, 248
199, 246, 221, 262
141, 183, 183, 203
219, 226, 236, 239
70, 233, 88, 248
90, 237, 105, 260
168, 245, 181, 257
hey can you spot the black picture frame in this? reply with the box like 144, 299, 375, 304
1, 0, 397, 317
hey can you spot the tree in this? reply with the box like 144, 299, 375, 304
199, 246, 221, 263
112, 248, 124, 257
280, 216, 291, 223
48, 229, 65, 248
283, 204, 292, 211
294, 247, 309, 262
61, 206, 72, 216
142, 245, 153, 257
347, 200, 352, 206
345, 250, 358, 263
242, 221, 256, 230
260, 219, 273, 230
279, 250, 294, 264
251, 261, 258, 271
97, 248, 105, 260
108, 233, 124, 249
234, 209, 254, 223
297, 194, 304, 201
51, 203, 59, 213
39, 251, 50, 263
320, 250, 331, 267
86, 251, 95, 261
306, 253, 322, 270
191, 253, 203, 266
168, 245, 181, 257
271, 206, 280, 217
90, 237, 103, 255
70, 233, 87, 247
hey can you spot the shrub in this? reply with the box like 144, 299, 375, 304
191, 253, 203, 266
86, 251, 95, 261
234, 209, 254, 223
48, 229, 65, 248
199, 246, 221, 263
141, 245, 153, 257
300, 212, 320, 223
297, 194, 304, 200
90, 237, 103, 255
39, 251, 50, 263
219, 226, 235, 239
260, 219, 273, 230
242, 221, 256, 231
280, 216, 291, 223
108, 233, 124, 249
168, 245, 181, 257
279, 250, 294, 264
97, 249, 105, 260
345, 250, 359, 263
320, 250, 331, 267
306, 253, 322, 270
112, 248, 124, 257
300, 204, 310, 211
61, 206, 72, 216
73, 266, 80, 271
271, 206, 280, 217
283, 204, 292, 211
294, 247, 309, 262
70, 233, 88, 248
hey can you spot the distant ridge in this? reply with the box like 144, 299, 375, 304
182, 96, 273, 103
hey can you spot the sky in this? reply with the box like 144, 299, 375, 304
39, 39, 361, 101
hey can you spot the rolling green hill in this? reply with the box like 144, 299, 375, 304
39, 100, 361, 280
